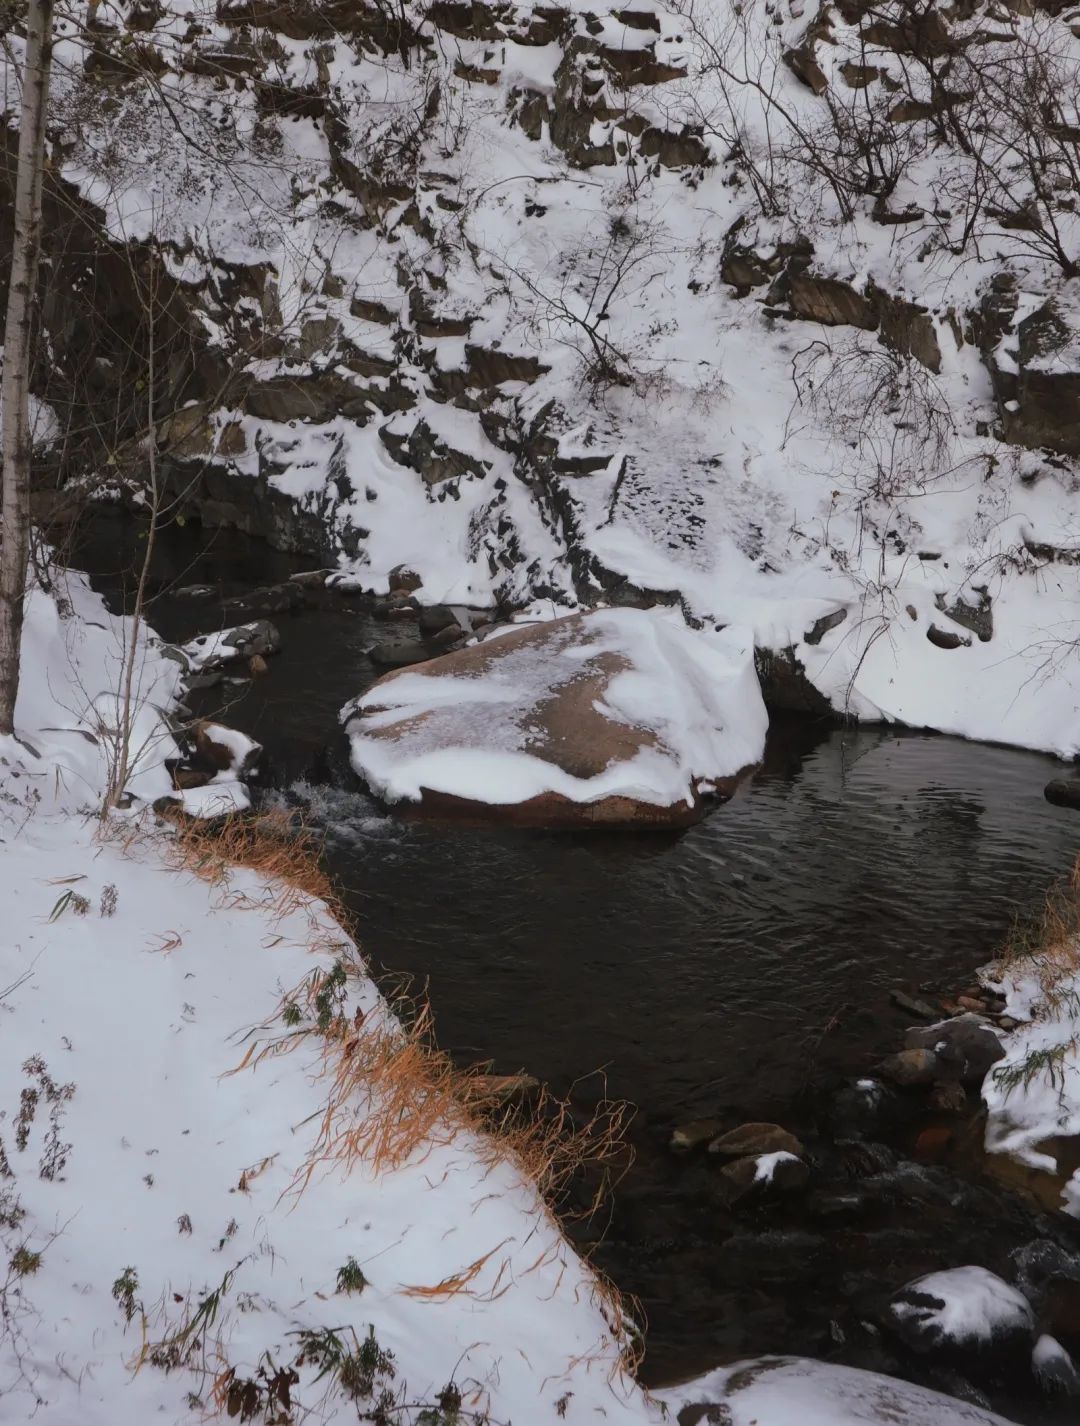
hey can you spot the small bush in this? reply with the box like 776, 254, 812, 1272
11, 1245, 41, 1276
335, 1256, 367, 1294
112, 1266, 140, 1322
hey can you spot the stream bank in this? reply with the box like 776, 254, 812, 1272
74, 510, 1080, 1424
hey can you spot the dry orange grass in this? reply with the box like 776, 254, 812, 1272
104, 804, 643, 1372
993, 851, 1080, 1009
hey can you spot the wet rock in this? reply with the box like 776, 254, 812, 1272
883, 1266, 1035, 1379
373, 593, 420, 619
828, 1079, 903, 1140
369, 639, 432, 669
928, 1081, 968, 1115
913, 1125, 954, 1163
755, 645, 835, 714
220, 583, 305, 619
905, 1015, 1005, 1088
890, 989, 941, 1020
290, 568, 333, 588
707, 1122, 804, 1159
718, 1151, 810, 1204
223, 620, 281, 660
669, 1118, 723, 1153
879, 1047, 941, 1087
418, 605, 461, 635
1033, 1334, 1080, 1397
431, 623, 465, 648
173, 582, 216, 600
1045, 778, 1080, 810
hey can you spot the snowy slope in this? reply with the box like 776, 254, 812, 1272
6, 0, 1080, 749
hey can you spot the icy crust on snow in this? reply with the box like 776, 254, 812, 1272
342, 610, 767, 809
889, 1268, 1034, 1346
657, 1355, 1020, 1426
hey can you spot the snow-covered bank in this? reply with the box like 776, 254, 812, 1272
0, 576, 650, 1424
982, 906, 1080, 1218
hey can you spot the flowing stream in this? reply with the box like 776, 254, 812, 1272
78, 513, 1080, 1423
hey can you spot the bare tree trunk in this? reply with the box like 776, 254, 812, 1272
0, 0, 55, 735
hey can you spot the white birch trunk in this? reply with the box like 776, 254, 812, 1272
0, 0, 55, 734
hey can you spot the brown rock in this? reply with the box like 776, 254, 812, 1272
388, 564, 423, 592
879, 1047, 940, 1087
248, 653, 269, 676
928, 1081, 968, 1115
670, 1118, 723, 1153
718, 1152, 810, 1203
707, 1122, 804, 1158
913, 1125, 954, 1162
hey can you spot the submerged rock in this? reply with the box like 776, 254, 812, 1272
707, 1122, 804, 1159
341, 610, 767, 829
369, 639, 433, 669
670, 1118, 723, 1153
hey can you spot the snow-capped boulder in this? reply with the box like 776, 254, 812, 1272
341, 610, 767, 828
661, 1355, 1021, 1426
884, 1266, 1035, 1375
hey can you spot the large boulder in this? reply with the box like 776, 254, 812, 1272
341, 610, 767, 828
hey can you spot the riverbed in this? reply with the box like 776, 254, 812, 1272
76, 513, 1080, 1422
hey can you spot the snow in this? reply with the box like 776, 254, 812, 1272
13, 0, 1080, 759
657, 1356, 1019, 1426
342, 609, 767, 811
888, 1267, 1034, 1346
981, 947, 1080, 1214
754, 1150, 800, 1183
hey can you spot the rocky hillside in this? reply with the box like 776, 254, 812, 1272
5, 0, 1080, 749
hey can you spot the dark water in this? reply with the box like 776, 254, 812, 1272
77, 514, 1080, 1421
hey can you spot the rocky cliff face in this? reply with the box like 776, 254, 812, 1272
6, 0, 1080, 749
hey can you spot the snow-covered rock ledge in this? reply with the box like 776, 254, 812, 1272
342, 609, 768, 828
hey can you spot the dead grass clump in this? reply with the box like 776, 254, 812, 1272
994, 852, 1080, 1012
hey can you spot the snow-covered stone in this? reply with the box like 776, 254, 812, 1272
885, 1267, 1035, 1361
659, 1356, 1021, 1426
341, 609, 767, 827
